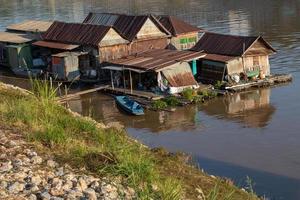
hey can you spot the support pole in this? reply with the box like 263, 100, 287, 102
129, 70, 133, 94
110, 70, 114, 89
123, 66, 126, 94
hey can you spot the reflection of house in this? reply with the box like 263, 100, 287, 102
157, 15, 203, 50
191, 32, 276, 83
201, 88, 275, 128
103, 49, 205, 94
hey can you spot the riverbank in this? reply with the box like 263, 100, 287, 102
0, 82, 259, 200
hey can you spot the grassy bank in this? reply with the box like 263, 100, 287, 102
0, 82, 259, 200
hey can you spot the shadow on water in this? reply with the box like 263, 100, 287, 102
194, 156, 300, 200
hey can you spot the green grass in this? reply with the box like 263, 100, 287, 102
0, 81, 260, 200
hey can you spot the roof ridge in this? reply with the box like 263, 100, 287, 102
204, 31, 259, 39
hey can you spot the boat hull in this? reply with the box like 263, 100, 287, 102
115, 96, 144, 116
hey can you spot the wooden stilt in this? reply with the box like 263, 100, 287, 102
129, 70, 133, 94
110, 70, 114, 89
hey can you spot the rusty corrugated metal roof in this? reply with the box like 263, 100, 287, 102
32, 40, 79, 50
83, 13, 171, 41
7, 20, 53, 33
0, 32, 33, 44
191, 32, 276, 57
42, 21, 112, 47
203, 53, 235, 63
104, 49, 205, 71
156, 16, 203, 36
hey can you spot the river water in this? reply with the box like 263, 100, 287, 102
1, 0, 300, 199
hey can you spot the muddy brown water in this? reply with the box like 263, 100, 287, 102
1, 0, 300, 199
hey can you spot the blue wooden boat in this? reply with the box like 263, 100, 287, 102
115, 96, 144, 115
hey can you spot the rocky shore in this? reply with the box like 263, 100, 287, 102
0, 126, 136, 200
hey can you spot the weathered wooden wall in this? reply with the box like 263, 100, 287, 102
136, 18, 167, 39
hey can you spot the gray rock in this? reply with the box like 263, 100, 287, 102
30, 185, 40, 193
51, 197, 64, 200
8, 182, 25, 194
78, 177, 88, 191
0, 161, 13, 172
28, 194, 37, 200
25, 149, 37, 158
0, 180, 8, 189
47, 159, 57, 168
31, 175, 42, 185
62, 180, 73, 191
40, 191, 51, 200
83, 188, 97, 200
31, 156, 43, 164
12, 158, 23, 168
14, 171, 27, 180
66, 189, 83, 199
56, 167, 64, 176
7, 140, 17, 147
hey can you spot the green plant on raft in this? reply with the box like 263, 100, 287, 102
164, 96, 180, 107
214, 81, 224, 90
182, 88, 195, 101
152, 99, 168, 110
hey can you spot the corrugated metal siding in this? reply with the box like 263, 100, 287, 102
104, 49, 205, 71
43, 21, 111, 47
83, 13, 170, 41
191, 32, 276, 57
7, 20, 53, 33
157, 16, 202, 36
162, 62, 197, 87
32, 41, 79, 50
191, 32, 257, 56
0, 32, 33, 44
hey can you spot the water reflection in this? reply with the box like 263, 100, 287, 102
68, 88, 275, 132
68, 93, 201, 133
201, 88, 275, 128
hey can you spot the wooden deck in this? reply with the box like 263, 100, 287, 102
104, 87, 164, 100
57, 85, 109, 102
225, 74, 292, 92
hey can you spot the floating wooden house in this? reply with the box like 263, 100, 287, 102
191, 32, 276, 83
83, 12, 171, 58
103, 49, 205, 94
51, 52, 88, 81
0, 32, 34, 73
32, 21, 130, 81
157, 15, 203, 50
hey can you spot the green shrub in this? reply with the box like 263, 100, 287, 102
214, 81, 224, 90
152, 100, 168, 110
182, 88, 195, 101
164, 96, 180, 107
